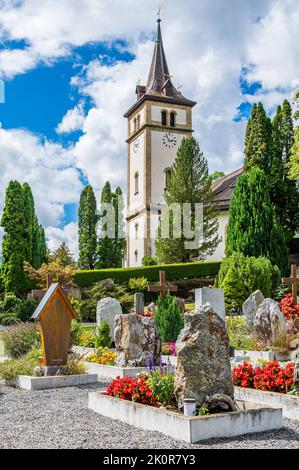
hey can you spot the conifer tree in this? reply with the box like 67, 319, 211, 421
156, 137, 220, 263
50, 242, 75, 267
97, 181, 116, 268
78, 185, 97, 270
226, 167, 288, 274
244, 102, 272, 172
112, 187, 126, 268
23, 183, 35, 265
289, 90, 299, 180
1, 181, 27, 294
32, 216, 48, 268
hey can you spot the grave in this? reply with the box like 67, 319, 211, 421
134, 293, 144, 315
282, 264, 299, 305
148, 271, 177, 298
195, 287, 226, 321
96, 297, 122, 344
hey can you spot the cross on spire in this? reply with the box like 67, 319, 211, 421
282, 264, 299, 306
148, 271, 177, 298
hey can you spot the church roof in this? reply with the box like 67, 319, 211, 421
124, 19, 196, 118
212, 167, 244, 211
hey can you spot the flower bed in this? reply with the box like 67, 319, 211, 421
279, 294, 299, 319
86, 348, 117, 366
232, 361, 295, 394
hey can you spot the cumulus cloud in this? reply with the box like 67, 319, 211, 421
45, 222, 78, 259
56, 101, 86, 134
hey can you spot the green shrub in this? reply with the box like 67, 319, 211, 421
1, 322, 41, 358
0, 349, 41, 380
127, 277, 149, 293
142, 256, 158, 266
75, 261, 221, 287
70, 320, 85, 346
155, 293, 184, 342
147, 371, 175, 406
0, 312, 18, 325
15, 298, 37, 322
95, 321, 111, 348
0, 294, 22, 313
216, 253, 281, 313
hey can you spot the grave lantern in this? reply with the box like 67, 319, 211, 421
32, 283, 76, 367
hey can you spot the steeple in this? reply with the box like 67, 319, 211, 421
146, 19, 182, 99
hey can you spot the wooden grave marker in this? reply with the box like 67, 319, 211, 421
148, 271, 177, 298
282, 264, 299, 306
32, 282, 76, 367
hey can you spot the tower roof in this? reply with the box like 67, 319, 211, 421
124, 19, 196, 118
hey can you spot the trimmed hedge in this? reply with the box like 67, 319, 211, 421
75, 262, 221, 288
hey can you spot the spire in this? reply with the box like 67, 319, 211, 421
146, 19, 181, 98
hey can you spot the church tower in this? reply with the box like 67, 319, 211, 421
124, 19, 197, 267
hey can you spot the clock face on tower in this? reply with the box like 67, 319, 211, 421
162, 132, 178, 149
132, 138, 140, 154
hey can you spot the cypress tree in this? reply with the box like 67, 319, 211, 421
1, 181, 27, 294
156, 137, 220, 263
244, 102, 272, 172
23, 183, 35, 265
32, 216, 47, 268
97, 182, 116, 268
78, 185, 97, 270
112, 187, 126, 268
226, 167, 288, 274
289, 90, 299, 180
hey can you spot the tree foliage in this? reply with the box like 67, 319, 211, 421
78, 185, 97, 270
24, 260, 76, 289
155, 293, 184, 342
156, 137, 220, 264
50, 242, 75, 267
289, 90, 299, 180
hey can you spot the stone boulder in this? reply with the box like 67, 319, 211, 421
254, 299, 287, 345
96, 297, 122, 343
115, 314, 162, 367
242, 290, 264, 327
174, 304, 234, 409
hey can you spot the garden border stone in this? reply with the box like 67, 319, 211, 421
88, 391, 283, 443
234, 386, 299, 420
7, 373, 98, 390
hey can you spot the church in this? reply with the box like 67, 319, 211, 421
124, 19, 295, 268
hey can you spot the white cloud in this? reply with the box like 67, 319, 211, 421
56, 102, 86, 134
45, 222, 78, 259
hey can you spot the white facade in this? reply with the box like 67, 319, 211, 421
207, 211, 228, 261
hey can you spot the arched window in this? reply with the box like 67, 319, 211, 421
134, 171, 139, 195
135, 223, 139, 240
137, 114, 141, 130
133, 118, 137, 132
161, 110, 167, 126
134, 250, 138, 264
170, 112, 176, 127
164, 168, 171, 190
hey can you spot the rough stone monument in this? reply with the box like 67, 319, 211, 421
134, 293, 144, 315
242, 290, 265, 327
115, 313, 162, 367
96, 297, 122, 343
195, 288, 226, 321
174, 304, 234, 409
254, 298, 287, 345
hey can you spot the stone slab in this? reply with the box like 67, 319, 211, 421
10, 374, 98, 390
234, 386, 299, 421
195, 288, 226, 320
234, 350, 275, 363
84, 362, 147, 379
88, 391, 283, 443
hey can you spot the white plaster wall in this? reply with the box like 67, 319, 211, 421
129, 133, 144, 212
151, 105, 186, 126
151, 130, 185, 204
128, 213, 146, 267
206, 211, 228, 261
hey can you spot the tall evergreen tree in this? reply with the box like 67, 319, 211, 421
244, 102, 272, 172
226, 167, 288, 274
23, 183, 35, 265
97, 182, 116, 268
112, 187, 126, 268
32, 216, 48, 268
289, 90, 299, 180
50, 242, 75, 267
156, 137, 220, 263
1, 181, 27, 294
78, 185, 97, 270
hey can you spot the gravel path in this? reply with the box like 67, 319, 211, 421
0, 382, 298, 449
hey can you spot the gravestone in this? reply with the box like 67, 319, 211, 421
96, 297, 122, 343
32, 282, 76, 372
243, 290, 265, 327
174, 304, 234, 409
115, 313, 162, 367
254, 298, 287, 345
195, 287, 226, 321
134, 293, 144, 315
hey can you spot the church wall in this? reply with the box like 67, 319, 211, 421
150, 130, 185, 204
129, 107, 145, 135
129, 132, 145, 212
151, 105, 187, 126
206, 211, 228, 261
127, 213, 146, 267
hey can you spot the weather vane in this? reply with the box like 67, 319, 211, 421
157, 2, 163, 21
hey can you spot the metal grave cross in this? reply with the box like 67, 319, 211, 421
148, 271, 177, 298
282, 264, 299, 306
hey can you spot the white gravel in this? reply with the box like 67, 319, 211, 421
0, 382, 298, 449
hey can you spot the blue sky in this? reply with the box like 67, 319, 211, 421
0, 0, 298, 257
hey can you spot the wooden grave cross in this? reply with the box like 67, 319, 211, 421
148, 271, 177, 298
282, 264, 299, 306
